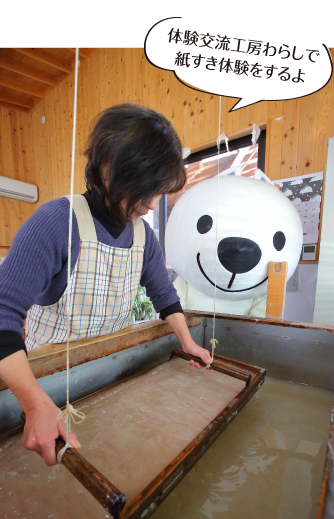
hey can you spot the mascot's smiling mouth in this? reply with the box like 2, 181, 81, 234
197, 253, 268, 293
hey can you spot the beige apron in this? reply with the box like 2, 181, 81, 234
26, 195, 145, 350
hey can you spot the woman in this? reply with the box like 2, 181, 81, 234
0, 104, 212, 466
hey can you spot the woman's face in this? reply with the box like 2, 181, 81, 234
121, 194, 162, 220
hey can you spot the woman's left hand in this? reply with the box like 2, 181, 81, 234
164, 313, 213, 372
182, 341, 212, 371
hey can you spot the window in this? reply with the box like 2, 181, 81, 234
146, 131, 266, 271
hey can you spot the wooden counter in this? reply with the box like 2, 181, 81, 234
0, 316, 201, 392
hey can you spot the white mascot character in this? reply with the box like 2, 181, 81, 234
165, 167, 303, 318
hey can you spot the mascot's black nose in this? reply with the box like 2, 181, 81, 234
218, 237, 261, 274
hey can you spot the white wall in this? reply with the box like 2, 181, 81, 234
284, 264, 318, 323
314, 137, 334, 325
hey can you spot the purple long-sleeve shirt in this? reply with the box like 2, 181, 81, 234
0, 193, 181, 360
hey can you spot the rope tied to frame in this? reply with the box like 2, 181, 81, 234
210, 338, 218, 360
206, 96, 222, 369
56, 48, 86, 462
57, 404, 86, 463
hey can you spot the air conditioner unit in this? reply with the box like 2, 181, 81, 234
0, 176, 38, 203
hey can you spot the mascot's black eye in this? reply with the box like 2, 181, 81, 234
273, 231, 286, 251
197, 215, 213, 234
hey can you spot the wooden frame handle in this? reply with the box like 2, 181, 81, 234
171, 350, 252, 386
21, 412, 126, 518
266, 261, 288, 320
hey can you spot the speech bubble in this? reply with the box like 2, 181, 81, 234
144, 17, 333, 111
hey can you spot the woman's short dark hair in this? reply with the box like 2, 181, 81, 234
84, 104, 186, 222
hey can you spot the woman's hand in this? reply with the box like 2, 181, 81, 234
23, 398, 81, 466
182, 340, 212, 370
165, 313, 213, 371
0, 351, 80, 466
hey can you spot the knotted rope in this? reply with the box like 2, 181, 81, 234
57, 405, 86, 462
57, 48, 86, 461
207, 96, 222, 368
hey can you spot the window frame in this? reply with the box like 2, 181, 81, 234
159, 130, 267, 258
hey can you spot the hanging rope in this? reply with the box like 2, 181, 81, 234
206, 96, 222, 368
57, 48, 86, 462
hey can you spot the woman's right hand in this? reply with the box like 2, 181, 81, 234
23, 398, 81, 466
0, 350, 80, 466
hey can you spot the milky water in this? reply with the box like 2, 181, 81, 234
0, 358, 245, 518
152, 377, 334, 519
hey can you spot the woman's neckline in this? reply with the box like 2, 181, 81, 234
82, 189, 128, 240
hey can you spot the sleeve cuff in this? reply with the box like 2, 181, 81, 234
159, 301, 184, 320
0, 331, 27, 361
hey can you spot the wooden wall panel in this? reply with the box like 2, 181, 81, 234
0, 246, 10, 257
314, 62, 334, 173
0, 110, 36, 246
0, 47, 333, 248
297, 94, 320, 177
280, 99, 301, 179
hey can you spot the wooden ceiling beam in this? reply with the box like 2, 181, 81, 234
0, 100, 31, 113
13, 49, 73, 74
0, 56, 58, 86
0, 73, 45, 98
54, 71, 69, 86
67, 48, 90, 59
0, 91, 34, 109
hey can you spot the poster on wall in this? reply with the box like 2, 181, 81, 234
273, 172, 323, 247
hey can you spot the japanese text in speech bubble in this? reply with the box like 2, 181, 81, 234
144, 17, 333, 111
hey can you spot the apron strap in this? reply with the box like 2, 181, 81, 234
65, 195, 145, 245
65, 195, 97, 241
133, 218, 146, 246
